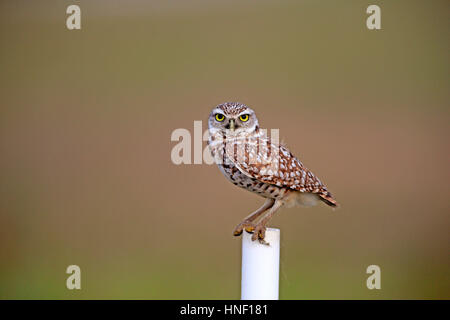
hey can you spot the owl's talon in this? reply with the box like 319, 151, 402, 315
251, 224, 267, 244
233, 221, 256, 236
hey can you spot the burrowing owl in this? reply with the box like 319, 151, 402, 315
208, 102, 338, 245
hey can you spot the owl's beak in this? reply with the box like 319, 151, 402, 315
229, 119, 235, 132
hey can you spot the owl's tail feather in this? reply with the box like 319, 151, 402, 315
319, 191, 339, 208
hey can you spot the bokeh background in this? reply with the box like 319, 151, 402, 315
0, 0, 449, 299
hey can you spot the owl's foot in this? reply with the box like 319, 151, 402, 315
233, 220, 256, 236
251, 224, 269, 245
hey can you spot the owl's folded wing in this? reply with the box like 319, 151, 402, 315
224, 139, 322, 193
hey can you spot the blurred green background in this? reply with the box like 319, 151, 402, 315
0, 0, 449, 299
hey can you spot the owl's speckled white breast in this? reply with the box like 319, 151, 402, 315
212, 143, 288, 200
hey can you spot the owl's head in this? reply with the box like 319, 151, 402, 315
208, 102, 259, 136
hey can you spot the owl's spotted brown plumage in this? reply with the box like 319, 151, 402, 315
208, 102, 338, 245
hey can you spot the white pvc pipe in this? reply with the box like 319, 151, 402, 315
241, 228, 280, 300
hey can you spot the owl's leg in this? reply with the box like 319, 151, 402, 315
233, 198, 275, 236
252, 200, 284, 245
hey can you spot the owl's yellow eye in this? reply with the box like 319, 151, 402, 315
239, 114, 249, 122
215, 113, 225, 122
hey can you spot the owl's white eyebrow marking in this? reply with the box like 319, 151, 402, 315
237, 111, 251, 116
212, 109, 225, 115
